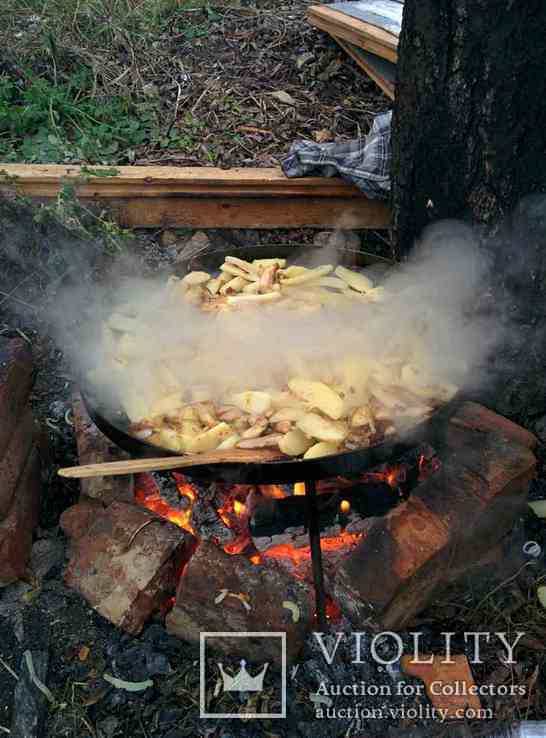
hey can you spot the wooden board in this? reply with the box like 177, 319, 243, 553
307, 4, 398, 63
335, 36, 396, 99
0, 164, 391, 229
330, 0, 402, 36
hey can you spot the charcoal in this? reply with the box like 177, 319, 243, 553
190, 498, 235, 544
150, 472, 190, 512
30, 538, 65, 581
10, 650, 49, 738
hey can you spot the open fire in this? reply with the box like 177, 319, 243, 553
134, 444, 440, 585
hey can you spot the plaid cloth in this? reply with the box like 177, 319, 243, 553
282, 110, 391, 199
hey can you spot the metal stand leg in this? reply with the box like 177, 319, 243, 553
305, 479, 327, 630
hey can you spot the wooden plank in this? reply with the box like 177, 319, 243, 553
330, 0, 402, 36
335, 36, 395, 99
0, 164, 364, 198
107, 195, 391, 229
0, 164, 391, 229
307, 5, 398, 63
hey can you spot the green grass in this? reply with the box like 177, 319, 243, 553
0, 0, 217, 163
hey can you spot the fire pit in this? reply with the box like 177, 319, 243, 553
65, 243, 461, 631
60, 395, 536, 662
56, 240, 538, 662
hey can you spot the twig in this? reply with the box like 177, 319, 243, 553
0, 272, 36, 310
470, 561, 534, 616
0, 655, 18, 681
0, 726, 10, 734
124, 519, 157, 552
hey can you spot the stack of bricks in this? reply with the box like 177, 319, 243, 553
60, 396, 195, 634
0, 338, 41, 586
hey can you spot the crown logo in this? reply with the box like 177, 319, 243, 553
217, 659, 269, 692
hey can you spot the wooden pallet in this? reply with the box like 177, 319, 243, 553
307, 4, 399, 63
0, 164, 391, 230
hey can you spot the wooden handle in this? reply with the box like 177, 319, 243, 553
57, 448, 285, 479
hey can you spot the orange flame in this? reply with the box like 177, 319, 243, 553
134, 473, 195, 533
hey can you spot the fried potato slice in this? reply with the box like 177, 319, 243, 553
231, 391, 272, 415
350, 406, 376, 431
225, 256, 258, 276
186, 422, 232, 453
280, 264, 333, 286
334, 265, 374, 293
237, 434, 283, 449
216, 434, 241, 450
226, 292, 282, 306
270, 407, 307, 423
154, 429, 187, 453
296, 413, 348, 442
206, 277, 223, 295
279, 429, 314, 456
253, 258, 287, 269
182, 271, 210, 287
303, 441, 340, 459
288, 379, 344, 420
220, 263, 256, 280
220, 276, 247, 295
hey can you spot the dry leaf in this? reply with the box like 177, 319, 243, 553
269, 90, 297, 106
78, 645, 90, 662
296, 52, 315, 69
282, 600, 301, 623
313, 129, 333, 143
103, 673, 154, 692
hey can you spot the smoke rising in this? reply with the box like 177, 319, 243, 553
50, 219, 502, 427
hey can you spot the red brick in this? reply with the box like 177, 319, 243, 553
64, 501, 194, 634
0, 447, 41, 586
0, 408, 35, 520
60, 500, 103, 541
72, 395, 133, 505
166, 542, 314, 664
333, 402, 536, 629
0, 339, 34, 459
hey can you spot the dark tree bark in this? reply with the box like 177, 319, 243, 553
392, 0, 546, 257
391, 0, 546, 426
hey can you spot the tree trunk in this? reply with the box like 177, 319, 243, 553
392, 0, 546, 426
392, 0, 546, 257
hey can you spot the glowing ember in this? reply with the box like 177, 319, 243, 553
134, 473, 195, 533
262, 531, 363, 566
260, 484, 286, 499
340, 499, 351, 514
325, 595, 342, 623
294, 482, 306, 496
233, 500, 246, 516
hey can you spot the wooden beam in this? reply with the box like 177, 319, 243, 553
335, 37, 396, 100
307, 5, 398, 63
0, 164, 391, 229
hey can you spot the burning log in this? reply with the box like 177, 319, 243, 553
332, 402, 537, 630
249, 481, 397, 551
166, 542, 314, 664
